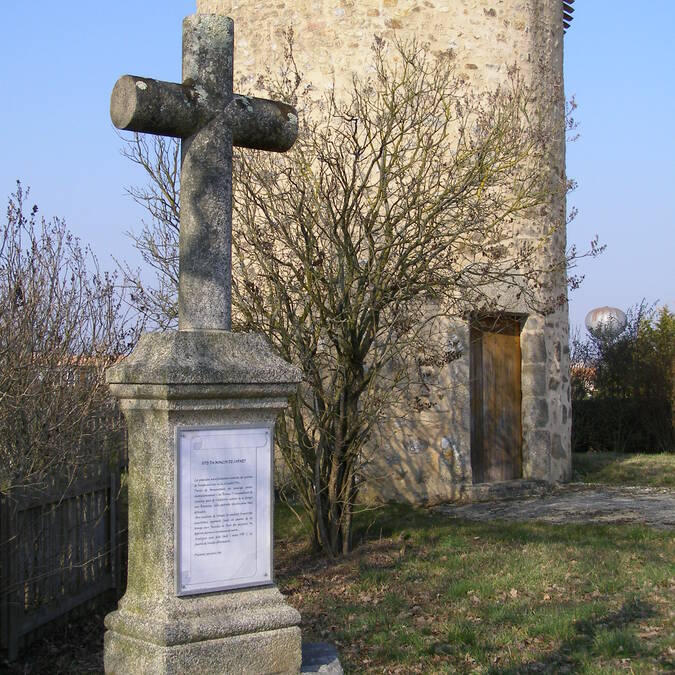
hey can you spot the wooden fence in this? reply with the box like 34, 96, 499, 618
0, 459, 127, 661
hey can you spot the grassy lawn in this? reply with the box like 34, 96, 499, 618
276, 504, 675, 674
572, 452, 675, 488
7, 456, 674, 674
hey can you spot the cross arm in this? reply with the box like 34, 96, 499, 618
225, 95, 298, 152
111, 76, 298, 152
110, 75, 206, 138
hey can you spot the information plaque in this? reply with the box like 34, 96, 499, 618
175, 425, 273, 596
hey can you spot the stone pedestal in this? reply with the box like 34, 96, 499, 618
103, 331, 303, 675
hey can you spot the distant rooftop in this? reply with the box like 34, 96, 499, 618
563, 0, 575, 32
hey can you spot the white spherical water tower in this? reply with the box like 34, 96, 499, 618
585, 306, 627, 339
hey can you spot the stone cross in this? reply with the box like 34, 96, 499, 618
110, 14, 297, 331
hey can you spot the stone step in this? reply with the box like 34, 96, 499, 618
454, 479, 552, 504
301, 642, 343, 674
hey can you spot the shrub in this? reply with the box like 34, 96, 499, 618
571, 302, 674, 453
0, 183, 141, 490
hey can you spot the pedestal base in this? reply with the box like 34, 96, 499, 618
105, 625, 301, 675
104, 583, 302, 674
104, 331, 304, 674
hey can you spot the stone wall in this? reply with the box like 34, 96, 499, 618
197, 0, 572, 501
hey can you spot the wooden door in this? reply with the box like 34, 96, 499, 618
470, 317, 522, 483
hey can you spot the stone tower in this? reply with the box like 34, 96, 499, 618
197, 0, 573, 503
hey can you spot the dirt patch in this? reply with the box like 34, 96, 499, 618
434, 483, 675, 529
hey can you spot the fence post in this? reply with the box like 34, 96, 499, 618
1, 492, 22, 661
110, 468, 120, 594
0, 493, 7, 655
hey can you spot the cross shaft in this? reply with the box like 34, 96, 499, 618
110, 14, 297, 330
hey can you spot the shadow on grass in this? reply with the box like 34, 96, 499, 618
491, 597, 660, 674
572, 451, 675, 488
276, 502, 666, 587
275, 503, 672, 673
350, 503, 663, 553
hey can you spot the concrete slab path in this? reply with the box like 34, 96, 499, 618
434, 484, 675, 530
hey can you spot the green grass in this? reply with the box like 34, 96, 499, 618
275, 504, 675, 674
573, 452, 675, 488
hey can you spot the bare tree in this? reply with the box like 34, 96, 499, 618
123, 40, 572, 555
0, 183, 142, 490
120, 136, 180, 329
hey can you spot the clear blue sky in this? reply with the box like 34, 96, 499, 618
564, 2, 675, 329
2, 1, 673, 333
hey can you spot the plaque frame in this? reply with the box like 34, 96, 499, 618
174, 423, 275, 597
